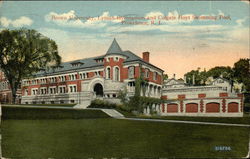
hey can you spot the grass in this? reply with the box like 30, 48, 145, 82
1, 118, 249, 158
2, 106, 110, 119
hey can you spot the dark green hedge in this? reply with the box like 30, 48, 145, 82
2, 106, 110, 119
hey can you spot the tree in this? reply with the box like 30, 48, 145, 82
206, 66, 232, 80
0, 29, 61, 103
184, 69, 207, 86
163, 74, 168, 80
233, 58, 250, 92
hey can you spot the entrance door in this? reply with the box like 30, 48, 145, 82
93, 83, 104, 97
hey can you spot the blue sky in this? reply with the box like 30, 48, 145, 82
0, 1, 249, 78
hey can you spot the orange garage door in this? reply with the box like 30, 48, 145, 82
206, 102, 220, 113
228, 102, 239, 112
186, 103, 198, 113
167, 103, 178, 113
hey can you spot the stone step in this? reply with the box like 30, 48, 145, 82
73, 100, 91, 109
101, 109, 125, 118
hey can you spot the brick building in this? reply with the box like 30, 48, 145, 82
20, 39, 163, 107
0, 70, 21, 104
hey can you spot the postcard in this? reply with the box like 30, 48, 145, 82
0, 0, 249, 159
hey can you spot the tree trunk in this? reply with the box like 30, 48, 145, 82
10, 80, 17, 104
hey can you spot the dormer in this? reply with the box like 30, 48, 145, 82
71, 61, 84, 67
95, 58, 104, 63
51, 65, 64, 70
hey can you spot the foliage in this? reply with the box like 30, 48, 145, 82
184, 59, 249, 92
233, 58, 250, 92
163, 74, 168, 80
88, 99, 117, 109
207, 66, 233, 80
0, 28, 61, 103
185, 69, 208, 86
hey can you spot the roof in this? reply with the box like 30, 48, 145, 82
106, 38, 123, 55
35, 55, 105, 77
164, 78, 185, 85
35, 39, 163, 77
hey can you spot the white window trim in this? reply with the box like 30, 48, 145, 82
105, 66, 111, 79
113, 66, 120, 81
68, 84, 77, 93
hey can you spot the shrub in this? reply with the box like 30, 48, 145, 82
88, 99, 117, 109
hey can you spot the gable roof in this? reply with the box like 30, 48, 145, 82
164, 78, 185, 85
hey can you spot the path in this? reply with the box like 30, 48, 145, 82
121, 117, 250, 127
246, 133, 250, 158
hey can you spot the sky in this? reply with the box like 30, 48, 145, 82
0, 1, 249, 78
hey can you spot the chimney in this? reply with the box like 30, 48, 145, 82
142, 52, 150, 63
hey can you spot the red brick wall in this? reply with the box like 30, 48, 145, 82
198, 93, 206, 98
219, 93, 228, 97
104, 57, 124, 81
161, 96, 167, 100
206, 103, 220, 113
178, 95, 186, 100
167, 103, 178, 113
186, 103, 198, 113
228, 102, 239, 112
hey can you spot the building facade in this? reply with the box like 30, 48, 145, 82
0, 70, 21, 104
159, 77, 243, 117
20, 39, 163, 107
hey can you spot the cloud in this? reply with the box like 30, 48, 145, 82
236, 17, 248, 27
0, 16, 33, 27
45, 10, 123, 28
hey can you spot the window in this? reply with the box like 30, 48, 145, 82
68, 85, 77, 93
24, 89, 28, 96
106, 67, 111, 79
145, 69, 149, 78
40, 87, 47, 95
59, 86, 66, 94
31, 88, 38, 95
153, 72, 158, 81
114, 67, 120, 81
49, 87, 57, 94
128, 66, 135, 78
115, 57, 119, 61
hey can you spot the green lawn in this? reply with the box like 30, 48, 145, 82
1, 118, 249, 158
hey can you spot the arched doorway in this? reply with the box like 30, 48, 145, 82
93, 83, 103, 97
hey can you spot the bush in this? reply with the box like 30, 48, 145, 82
88, 99, 117, 109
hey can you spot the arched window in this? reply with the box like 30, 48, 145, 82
106, 67, 111, 79
114, 67, 120, 81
